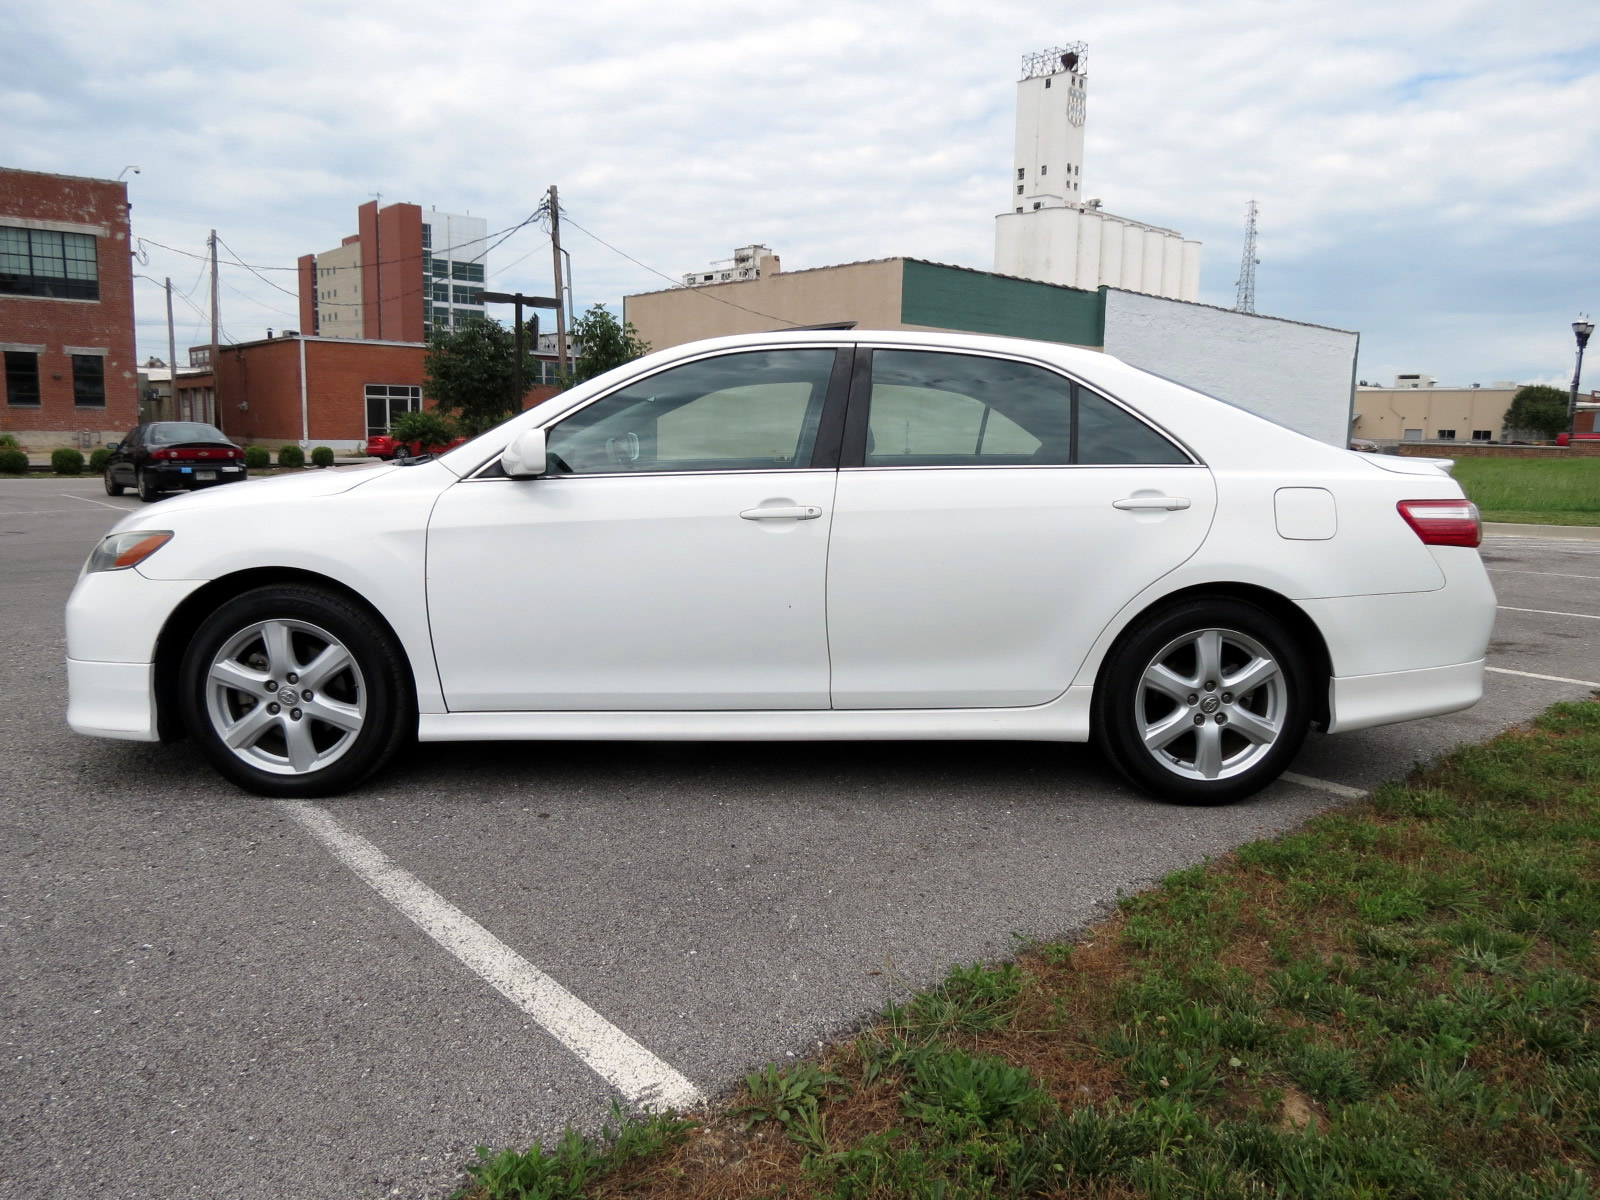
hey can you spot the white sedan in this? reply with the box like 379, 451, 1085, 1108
65, 331, 1495, 803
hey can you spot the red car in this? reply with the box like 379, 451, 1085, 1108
365, 434, 467, 460
1556, 432, 1600, 446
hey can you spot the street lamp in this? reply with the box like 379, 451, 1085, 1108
1572, 314, 1595, 439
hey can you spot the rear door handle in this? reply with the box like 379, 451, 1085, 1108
1113, 496, 1191, 511
740, 505, 823, 521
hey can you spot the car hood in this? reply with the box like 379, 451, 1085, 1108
113, 462, 398, 530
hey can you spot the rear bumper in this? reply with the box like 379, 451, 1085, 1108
1326, 658, 1483, 734
67, 659, 159, 741
147, 465, 247, 489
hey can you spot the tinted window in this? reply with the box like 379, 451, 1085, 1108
863, 350, 1187, 467
866, 351, 1072, 466
1076, 389, 1189, 465
546, 350, 836, 475
149, 422, 228, 445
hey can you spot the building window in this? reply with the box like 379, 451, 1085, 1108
1472, 429, 1492, 441
421, 225, 432, 249
1044, 77, 1051, 88
452, 285, 484, 306
1436, 429, 1456, 441
431, 305, 453, 330
450, 261, 485, 283
0, 226, 100, 300
365, 384, 422, 438
1040, 164, 1047, 175
1033, 202, 1042, 210
1016, 168, 1024, 180
1017, 185, 1024, 195
1016, 207, 1023, 213
71, 354, 105, 406
433, 282, 450, 302
430, 257, 448, 277
4, 350, 41, 405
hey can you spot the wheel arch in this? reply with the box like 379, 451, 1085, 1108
152, 567, 417, 742
1088, 582, 1333, 733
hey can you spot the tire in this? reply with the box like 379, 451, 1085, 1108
1093, 598, 1311, 805
392, 445, 410, 463
178, 585, 415, 798
136, 468, 162, 502
104, 469, 125, 496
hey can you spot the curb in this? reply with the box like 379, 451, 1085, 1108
1484, 522, 1600, 542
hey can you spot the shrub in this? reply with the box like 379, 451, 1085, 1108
51, 447, 85, 475
0, 433, 20, 450
88, 448, 111, 473
390, 408, 458, 448
0, 448, 28, 474
277, 444, 305, 469
311, 445, 335, 468
243, 445, 270, 469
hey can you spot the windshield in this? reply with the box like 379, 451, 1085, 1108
149, 423, 229, 445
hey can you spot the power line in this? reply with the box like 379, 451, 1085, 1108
559, 212, 803, 328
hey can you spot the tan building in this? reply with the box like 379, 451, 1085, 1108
625, 254, 1361, 447
1352, 376, 1522, 443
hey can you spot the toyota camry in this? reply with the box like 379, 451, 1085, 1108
65, 331, 1496, 803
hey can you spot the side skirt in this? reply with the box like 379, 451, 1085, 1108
418, 685, 1094, 743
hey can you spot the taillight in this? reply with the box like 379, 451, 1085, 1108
152, 448, 170, 460
1398, 499, 1481, 548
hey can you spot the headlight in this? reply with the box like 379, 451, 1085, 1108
84, 530, 174, 574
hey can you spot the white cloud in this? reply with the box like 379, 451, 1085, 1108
3, 0, 1596, 385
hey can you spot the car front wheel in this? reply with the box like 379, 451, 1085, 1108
1094, 598, 1311, 805
104, 469, 125, 496
178, 585, 414, 798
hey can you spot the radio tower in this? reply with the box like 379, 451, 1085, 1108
1234, 200, 1260, 313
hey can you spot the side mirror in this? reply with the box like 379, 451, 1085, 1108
502, 427, 547, 479
106, 442, 120, 452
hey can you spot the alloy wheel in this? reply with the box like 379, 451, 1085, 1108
1136, 627, 1286, 781
203, 618, 367, 775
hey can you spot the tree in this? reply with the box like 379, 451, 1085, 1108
566, 304, 650, 387
390, 408, 459, 448
423, 315, 536, 435
1503, 385, 1570, 439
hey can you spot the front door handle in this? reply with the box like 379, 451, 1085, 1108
740, 505, 823, 521
1113, 496, 1191, 511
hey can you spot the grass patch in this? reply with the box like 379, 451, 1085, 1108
456, 700, 1600, 1199
1453, 457, 1600, 523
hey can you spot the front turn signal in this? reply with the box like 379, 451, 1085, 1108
84, 530, 174, 574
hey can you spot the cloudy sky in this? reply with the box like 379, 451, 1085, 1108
6, 0, 1597, 388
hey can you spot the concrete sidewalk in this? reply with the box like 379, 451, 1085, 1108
1484, 522, 1600, 542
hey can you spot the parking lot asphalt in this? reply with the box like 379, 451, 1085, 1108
4, 476, 1597, 1199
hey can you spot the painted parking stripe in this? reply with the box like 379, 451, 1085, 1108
58, 492, 134, 510
1498, 605, 1600, 621
1486, 568, 1600, 582
1280, 772, 1366, 800
278, 800, 705, 1111
1486, 666, 1600, 689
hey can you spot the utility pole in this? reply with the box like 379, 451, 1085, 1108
1234, 200, 1259, 314
548, 185, 568, 375
164, 277, 178, 421
482, 291, 560, 409
208, 229, 221, 429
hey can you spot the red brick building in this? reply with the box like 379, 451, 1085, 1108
0, 168, 139, 446
204, 333, 560, 449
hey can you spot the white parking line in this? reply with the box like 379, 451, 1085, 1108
1486, 665, 1600, 689
1280, 772, 1366, 800
1498, 605, 1600, 621
278, 800, 705, 1111
1486, 568, 1600, 582
57, 492, 132, 511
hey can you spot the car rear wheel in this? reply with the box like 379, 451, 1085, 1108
178, 585, 414, 798
136, 468, 162, 502
104, 469, 125, 496
1093, 598, 1310, 805
392, 444, 409, 462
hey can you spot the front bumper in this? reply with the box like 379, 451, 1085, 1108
67, 659, 159, 740
65, 569, 205, 743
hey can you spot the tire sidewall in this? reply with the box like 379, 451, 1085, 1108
178, 586, 412, 798
104, 470, 123, 496
1095, 598, 1311, 805
137, 469, 159, 502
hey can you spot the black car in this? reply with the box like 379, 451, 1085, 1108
104, 422, 249, 502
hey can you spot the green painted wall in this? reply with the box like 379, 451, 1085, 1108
898, 260, 1105, 347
